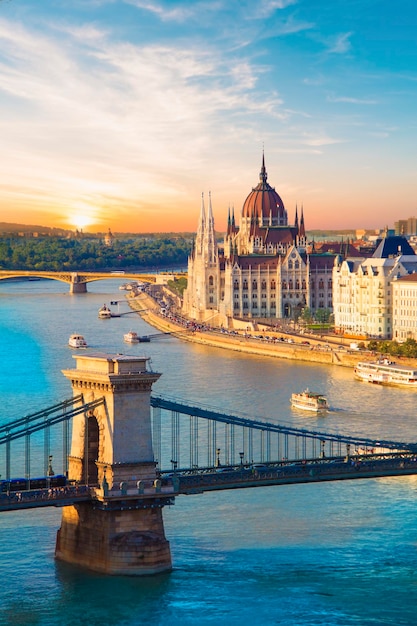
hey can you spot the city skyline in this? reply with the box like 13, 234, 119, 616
0, 0, 416, 233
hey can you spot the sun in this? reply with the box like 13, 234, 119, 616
70, 213, 95, 231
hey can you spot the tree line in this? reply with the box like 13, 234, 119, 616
0, 235, 192, 271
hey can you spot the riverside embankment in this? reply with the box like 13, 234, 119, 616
128, 292, 367, 368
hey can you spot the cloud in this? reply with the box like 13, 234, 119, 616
124, 0, 222, 23
324, 32, 352, 54
327, 95, 378, 105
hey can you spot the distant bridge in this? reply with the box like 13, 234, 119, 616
0, 270, 186, 293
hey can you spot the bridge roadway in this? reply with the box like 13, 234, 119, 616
2, 453, 416, 512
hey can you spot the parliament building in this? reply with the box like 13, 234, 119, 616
182, 156, 352, 327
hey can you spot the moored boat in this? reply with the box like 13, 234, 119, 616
290, 389, 329, 412
68, 334, 88, 348
98, 304, 112, 319
124, 331, 140, 343
354, 359, 417, 387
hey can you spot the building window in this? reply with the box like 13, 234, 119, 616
261, 281, 267, 290
252, 280, 257, 290
234, 280, 239, 290
209, 275, 214, 286
243, 280, 248, 290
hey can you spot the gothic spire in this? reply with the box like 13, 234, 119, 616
299, 205, 306, 238
195, 192, 206, 255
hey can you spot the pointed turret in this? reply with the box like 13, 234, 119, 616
203, 191, 218, 264
195, 192, 206, 255
299, 206, 306, 238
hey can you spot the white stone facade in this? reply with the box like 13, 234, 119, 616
392, 275, 417, 341
333, 253, 417, 339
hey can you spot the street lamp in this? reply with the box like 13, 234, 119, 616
215, 448, 221, 467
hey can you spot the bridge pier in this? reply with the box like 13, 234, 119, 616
55, 353, 172, 575
69, 273, 87, 293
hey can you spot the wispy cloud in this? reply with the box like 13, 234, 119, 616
324, 32, 352, 54
327, 95, 378, 105
124, 0, 222, 23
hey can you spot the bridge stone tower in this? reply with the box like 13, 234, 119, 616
55, 352, 173, 575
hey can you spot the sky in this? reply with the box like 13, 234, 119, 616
0, 0, 416, 233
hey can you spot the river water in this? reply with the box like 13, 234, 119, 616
1, 279, 417, 625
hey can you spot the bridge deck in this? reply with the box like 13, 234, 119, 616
2, 454, 416, 512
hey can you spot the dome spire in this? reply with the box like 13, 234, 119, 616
259, 151, 267, 185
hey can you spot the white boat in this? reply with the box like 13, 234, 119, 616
98, 304, 112, 319
124, 331, 140, 343
68, 334, 88, 348
354, 359, 417, 387
290, 389, 329, 412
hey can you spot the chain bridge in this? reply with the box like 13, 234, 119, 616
1, 352, 416, 575
0, 269, 185, 292
2, 387, 417, 509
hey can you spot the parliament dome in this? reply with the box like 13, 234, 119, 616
242, 156, 287, 226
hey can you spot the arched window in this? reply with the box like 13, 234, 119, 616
282, 280, 287, 290
319, 279, 324, 289
261, 281, 267, 290
328, 279, 332, 289
289, 280, 293, 290
243, 280, 248, 290
209, 275, 214, 286
302, 280, 306, 290
271, 280, 276, 290
288, 261, 293, 270
295, 261, 299, 269
295, 280, 300, 290
234, 280, 239, 290
252, 280, 257, 290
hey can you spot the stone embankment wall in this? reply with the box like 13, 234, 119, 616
128, 293, 363, 368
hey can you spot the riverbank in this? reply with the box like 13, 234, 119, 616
128, 292, 367, 368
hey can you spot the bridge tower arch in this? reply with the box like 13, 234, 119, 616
55, 352, 172, 575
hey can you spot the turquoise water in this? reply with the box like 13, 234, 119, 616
1, 279, 417, 625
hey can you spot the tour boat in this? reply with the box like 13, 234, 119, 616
68, 334, 88, 348
354, 359, 417, 387
290, 389, 329, 412
124, 331, 140, 343
98, 304, 112, 319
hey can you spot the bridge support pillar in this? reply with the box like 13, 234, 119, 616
69, 275, 87, 293
56, 353, 172, 575
56, 502, 171, 575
